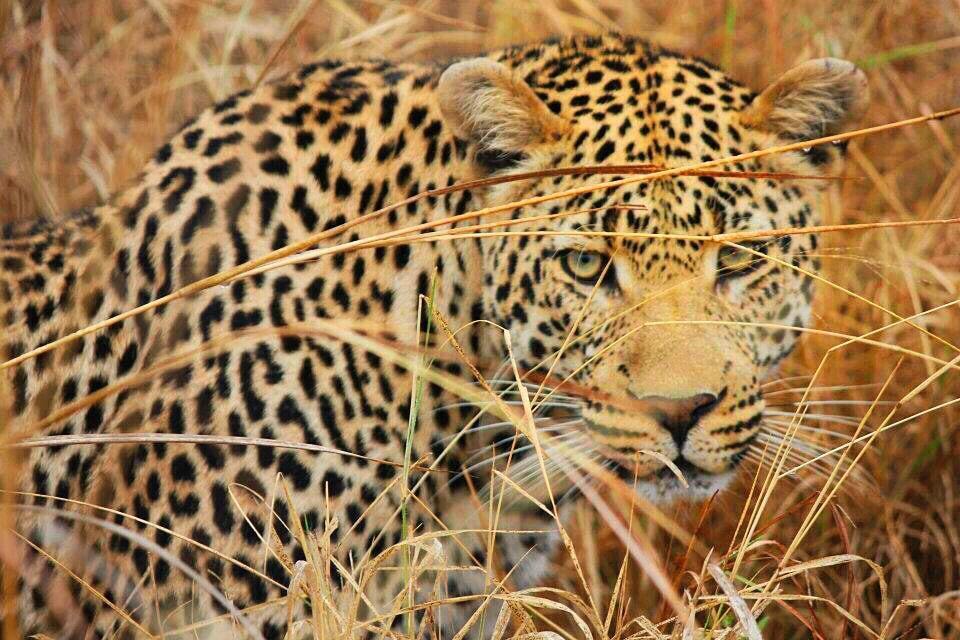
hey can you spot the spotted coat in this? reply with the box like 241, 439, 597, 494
1, 33, 867, 638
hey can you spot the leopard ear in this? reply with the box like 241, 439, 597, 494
438, 58, 568, 169
742, 58, 868, 142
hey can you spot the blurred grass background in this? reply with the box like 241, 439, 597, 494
2, 1, 960, 637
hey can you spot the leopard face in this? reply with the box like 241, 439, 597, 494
439, 36, 868, 501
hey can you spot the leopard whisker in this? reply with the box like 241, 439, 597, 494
461, 425, 580, 466
762, 420, 856, 441
744, 449, 868, 491
511, 431, 592, 474
481, 390, 581, 406
748, 440, 818, 466
431, 399, 581, 414
764, 410, 861, 427
541, 456, 614, 509
486, 378, 570, 391
743, 447, 837, 482
481, 432, 596, 503
458, 431, 584, 481
762, 382, 881, 397
768, 399, 895, 408
435, 374, 582, 417
760, 375, 814, 389
484, 379, 586, 409
752, 434, 872, 486
753, 433, 876, 489
756, 432, 847, 461
435, 417, 582, 445
511, 448, 599, 502
478, 379, 579, 401
511, 456, 565, 495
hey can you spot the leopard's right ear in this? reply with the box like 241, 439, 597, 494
741, 58, 869, 142
438, 58, 568, 170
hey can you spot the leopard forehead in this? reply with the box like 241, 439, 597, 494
466, 35, 830, 359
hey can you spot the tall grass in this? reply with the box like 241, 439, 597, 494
2, 1, 960, 638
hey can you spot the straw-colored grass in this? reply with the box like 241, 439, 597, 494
2, 1, 960, 638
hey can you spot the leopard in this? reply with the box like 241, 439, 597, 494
0, 33, 868, 639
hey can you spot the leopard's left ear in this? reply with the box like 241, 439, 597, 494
438, 58, 568, 168
741, 58, 869, 142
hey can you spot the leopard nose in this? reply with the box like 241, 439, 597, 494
640, 392, 719, 448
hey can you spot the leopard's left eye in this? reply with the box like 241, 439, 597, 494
559, 250, 610, 286
715, 242, 768, 281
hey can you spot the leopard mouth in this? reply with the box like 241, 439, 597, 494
607, 456, 735, 502
607, 455, 704, 482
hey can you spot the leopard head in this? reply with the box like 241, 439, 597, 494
438, 35, 868, 502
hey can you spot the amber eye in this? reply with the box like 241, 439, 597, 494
560, 250, 610, 285
716, 242, 768, 280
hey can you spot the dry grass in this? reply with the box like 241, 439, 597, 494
2, 1, 960, 638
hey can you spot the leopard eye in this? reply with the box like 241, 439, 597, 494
560, 250, 609, 285
715, 242, 767, 280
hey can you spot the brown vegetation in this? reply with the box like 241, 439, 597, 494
2, 1, 960, 637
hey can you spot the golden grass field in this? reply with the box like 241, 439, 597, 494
2, 1, 960, 638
